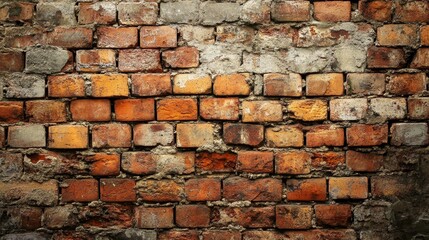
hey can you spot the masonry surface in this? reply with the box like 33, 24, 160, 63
0, 0, 429, 239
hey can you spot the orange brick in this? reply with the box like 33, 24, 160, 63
135, 207, 174, 228
133, 123, 174, 146
347, 124, 388, 146
202, 231, 241, 240
213, 73, 251, 96
288, 100, 328, 121
394, 1, 429, 23
306, 73, 344, 96
421, 26, 429, 46
48, 125, 88, 149
92, 124, 131, 148
0, 2, 34, 22
200, 98, 239, 120
408, 98, 429, 119
242, 101, 283, 122
78, 2, 116, 24
85, 153, 120, 176
91, 74, 129, 97
45, 27, 93, 49
61, 179, 98, 202
286, 178, 327, 201
271, 1, 310, 22
176, 205, 210, 228
275, 151, 311, 175
213, 207, 274, 228
137, 180, 184, 202
122, 152, 195, 175
263, 73, 302, 97
118, 49, 161, 72
173, 74, 212, 94
162, 46, 199, 68
114, 99, 155, 122
70, 99, 111, 122
185, 178, 221, 201
359, 1, 392, 22
0, 51, 24, 72
223, 123, 264, 147
100, 179, 136, 202
387, 73, 426, 95
26, 100, 67, 123
314, 1, 351, 22
411, 48, 429, 69
329, 177, 368, 199
371, 176, 416, 198
0, 127, 4, 147
237, 151, 273, 173
97, 27, 138, 48
76, 49, 116, 72
140, 26, 177, 48
48, 75, 85, 98
131, 73, 172, 96
0, 101, 24, 123
177, 123, 215, 148
223, 177, 282, 202
377, 24, 418, 46
157, 98, 198, 121
196, 152, 237, 173
159, 230, 199, 240
118, 2, 158, 25
346, 150, 382, 172
311, 151, 345, 170
367, 46, 406, 69
306, 125, 344, 147
315, 204, 352, 227
276, 205, 312, 229
266, 125, 304, 147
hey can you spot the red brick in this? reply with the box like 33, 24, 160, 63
223, 123, 264, 146
306, 125, 344, 147
4, 27, 43, 48
213, 73, 251, 96
275, 151, 311, 175
288, 100, 328, 121
92, 124, 131, 148
48, 125, 88, 149
196, 152, 237, 173
173, 74, 212, 94
157, 98, 198, 121
118, 2, 158, 25
131, 73, 172, 96
346, 150, 383, 172
286, 229, 357, 240
91, 74, 129, 97
311, 151, 345, 170
62, 51, 74, 73
70, 99, 111, 122
159, 231, 199, 240
286, 178, 327, 201
271, 1, 310, 22
137, 180, 184, 202
61, 179, 98, 202
85, 153, 120, 176
76, 49, 116, 72
115, 99, 155, 121
212, 207, 274, 228
314, 1, 351, 22
242, 101, 283, 122
223, 177, 282, 202
78, 2, 116, 25
122, 152, 195, 175
329, 177, 368, 199
25, 100, 66, 123
266, 125, 304, 147
48, 75, 85, 98
134, 123, 173, 146
237, 151, 273, 173
118, 49, 161, 72
202, 231, 241, 240
347, 124, 388, 146
276, 205, 312, 229
377, 24, 418, 46
306, 73, 344, 96
177, 123, 215, 148
359, 0, 392, 22
8, 124, 45, 148
263, 73, 302, 97
388, 73, 426, 95
200, 98, 239, 120
140, 26, 177, 48
315, 204, 352, 227
185, 178, 221, 201
81, 204, 132, 228
97, 27, 138, 48
135, 207, 174, 228
367, 46, 406, 68
0, 180, 58, 206
100, 179, 136, 202
411, 48, 429, 69
421, 26, 429, 46
0, 51, 24, 72
45, 27, 93, 49
408, 98, 429, 119
176, 205, 210, 228
0, 101, 24, 123
371, 176, 416, 198
162, 47, 199, 68
394, 1, 429, 23
3, 207, 42, 231
0, 2, 34, 22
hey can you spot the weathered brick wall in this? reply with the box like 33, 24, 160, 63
1, 0, 429, 239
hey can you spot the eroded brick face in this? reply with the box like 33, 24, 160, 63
0, 1, 427, 239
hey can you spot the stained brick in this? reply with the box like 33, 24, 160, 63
347, 124, 388, 146
391, 123, 429, 146
200, 98, 239, 120
330, 98, 368, 121
185, 178, 221, 201
85, 153, 120, 176
329, 177, 368, 199
162, 47, 199, 68
48, 75, 86, 98
223, 123, 264, 146
367, 46, 406, 69
115, 99, 155, 122
306, 125, 344, 147
100, 179, 136, 202
214, 73, 251, 96
237, 151, 273, 173
315, 204, 352, 227
276, 205, 312, 229
369, 98, 407, 120
408, 98, 429, 119
173, 74, 212, 94
359, 0, 392, 22
133, 123, 174, 146
306, 73, 344, 96
159, 231, 199, 240
213, 207, 274, 228
141, 26, 177, 48
61, 179, 98, 202
48, 125, 88, 149
176, 205, 210, 228
8, 125, 46, 148
131, 73, 172, 96
288, 100, 328, 121
122, 152, 195, 175
71, 99, 111, 122
388, 73, 426, 95
263, 73, 302, 97
137, 180, 184, 202
92, 124, 132, 148
196, 152, 237, 173
45, 27, 93, 49
314, 1, 351, 22
394, 1, 429, 23
346, 150, 383, 172
271, 1, 310, 22
223, 177, 282, 202
411, 48, 429, 69
265, 125, 304, 147
202, 231, 241, 240
118, 49, 161, 72
26, 100, 67, 123
275, 151, 311, 175
0, 2, 34, 22
0, 51, 24, 72
97, 27, 138, 48
377, 24, 418, 46
117, 2, 158, 25
76, 49, 116, 72
346, 73, 386, 95
91, 74, 129, 97
311, 151, 345, 170
177, 123, 215, 148
135, 207, 174, 228
78, 2, 116, 25
0, 101, 24, 123
0, 180, 58, 206
286, 178, 327, 201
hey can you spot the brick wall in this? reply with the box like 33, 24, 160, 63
1, 0, 429, 239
